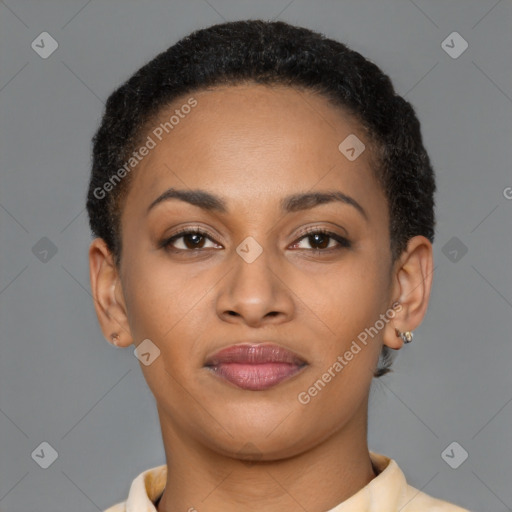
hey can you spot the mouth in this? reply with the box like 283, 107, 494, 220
204, 343, 308, 391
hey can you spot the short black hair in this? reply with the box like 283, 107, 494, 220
86, 19, 436, 378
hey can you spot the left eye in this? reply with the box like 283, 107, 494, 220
290, 230, 351, 251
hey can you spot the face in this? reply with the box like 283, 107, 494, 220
97, 84, 410, 460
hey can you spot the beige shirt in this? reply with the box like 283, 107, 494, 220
104, 451, 471, 512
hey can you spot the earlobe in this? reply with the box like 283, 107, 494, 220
383, 236, 434, 350
88, 238, 133, 348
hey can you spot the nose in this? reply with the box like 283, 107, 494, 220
216, 243, 294, 327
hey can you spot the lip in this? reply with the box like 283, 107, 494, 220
204, 343, 307, 391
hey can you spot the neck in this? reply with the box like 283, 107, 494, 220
156, 403, 377, 512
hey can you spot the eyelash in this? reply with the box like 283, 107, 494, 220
160, 226, 351, 254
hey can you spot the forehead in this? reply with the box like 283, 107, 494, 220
122, 83, 385, 221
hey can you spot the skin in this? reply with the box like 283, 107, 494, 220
89, 83, 433, 512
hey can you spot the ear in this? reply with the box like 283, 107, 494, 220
383, 235, 434, 350
88, 238, 133, 348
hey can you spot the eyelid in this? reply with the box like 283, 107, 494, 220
294, 225, 347, 239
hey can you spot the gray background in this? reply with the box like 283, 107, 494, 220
1, 0, 511, 511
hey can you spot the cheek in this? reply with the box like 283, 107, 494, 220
295, 255, 385, 329
294, 261, 389, 391
122, 256, 212, 362
121, 255, 180, 338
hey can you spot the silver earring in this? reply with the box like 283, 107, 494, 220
395, 328, 413, 344
110, 333, 121, 346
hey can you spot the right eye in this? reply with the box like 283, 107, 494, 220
160, 228, 223, 252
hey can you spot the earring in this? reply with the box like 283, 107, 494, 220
395, 328, 413, 344
110, 333, 121, 346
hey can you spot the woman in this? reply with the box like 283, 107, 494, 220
87, 19, 470, 512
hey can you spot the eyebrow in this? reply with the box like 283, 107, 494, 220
146, 188, 368, 220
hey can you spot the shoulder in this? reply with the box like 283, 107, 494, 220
369, 452, 472, 512
401, 484, 472, 511
103, 502, 126, 512
103, 464, 167, 512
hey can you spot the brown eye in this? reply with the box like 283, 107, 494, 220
161, 229, 221, 252
291, 229, 351, 251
